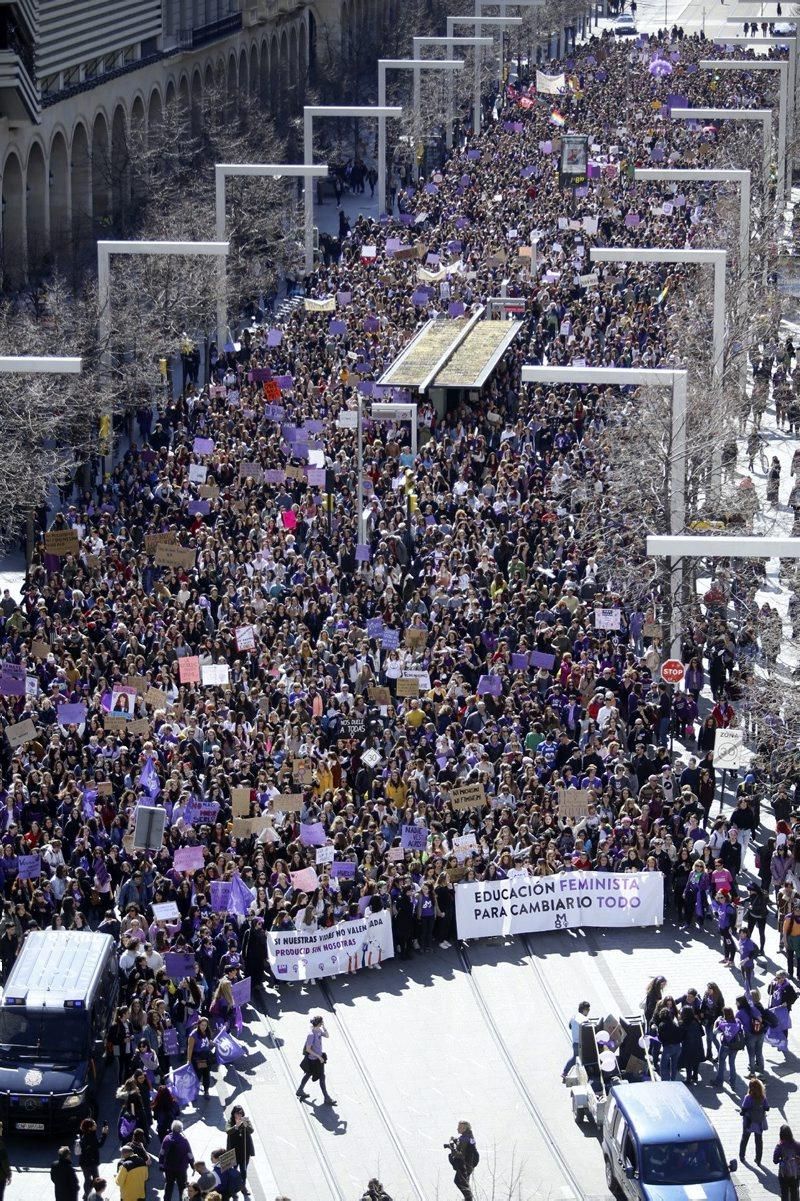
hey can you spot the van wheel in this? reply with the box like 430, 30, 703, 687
605, 1157, 620, 1197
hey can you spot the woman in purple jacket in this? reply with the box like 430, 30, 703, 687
713, 1007, 743, 1089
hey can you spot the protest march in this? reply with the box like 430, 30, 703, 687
0, 12, 799, 1199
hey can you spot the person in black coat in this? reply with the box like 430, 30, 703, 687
77, 1118, 108, 1197
392, 886, 415, 959
51, 1148, 80, 1201
678, 1006, 705, 1085
242, 919, 267, 989
225, 1106, 255, 1196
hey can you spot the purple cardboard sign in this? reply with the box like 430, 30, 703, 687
521, 166, 536, 179
455, 217, 469, 230
162, 1027, 179, 1056
448, 301, 465, 318
381, 629, 400, 650
174, 846, 205, 873
624, 212, 641, 228
477, 674, 503, 697
264, 469, 285, 485
412, 290, 429, 306
530, 650, 556, 670
282, 424, 298, 442
337, 291, 352, 306
290, 443, 309, 460
57, 702, 87, 726
0, 664, 25, 697
251, 368, 272, 383
511, 653, 529, 671
275, 374, 294, 389
264, 404, 285, 421
267, 329, 282, 346
231, 977, 251, 1007
300, 821, 327, 847
331, 861, 356, 879
400, 824, 428, 851
355, 543, 371, 562
329, 319, 348, 335
211, 881, 232, 912
17, 854, 40, 880
424, 182, 439, 195
366, 617, 384, 638
358, 381, 374, 396
193, 437, 214, 455
307, 468, 326, 487
185, 799, 220, 827
165, 951, 197, 980
187, 500, 210, 516
363, 316, 380, 333
305, 420, 324, 434
467, 149, 481, 160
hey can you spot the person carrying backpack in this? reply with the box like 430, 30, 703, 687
773, 1124, 800, 1201
361, 1180, 393, 1201
447, 1121, 479, 1201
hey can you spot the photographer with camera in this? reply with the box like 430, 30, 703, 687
446, 1121, 480, 1201
296, 1015, 336, 1106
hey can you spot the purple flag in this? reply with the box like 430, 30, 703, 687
227, 873, 254, 918
169, 1063, 200, 1107
214, 1030, 245, 1063
139, 756, 161, 801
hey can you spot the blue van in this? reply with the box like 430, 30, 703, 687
0, 930, 118, 1133
602, 1081, 739, 1201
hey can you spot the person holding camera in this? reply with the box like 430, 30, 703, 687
296, 1015, 336, 1106
446, 1121, 480, 1201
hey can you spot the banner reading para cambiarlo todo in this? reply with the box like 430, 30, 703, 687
455, 870, 663, 939
267, 910, 394, 981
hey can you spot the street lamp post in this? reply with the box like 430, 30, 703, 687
670, 108, 772, 204
302, 106, 402, 273
716, 34, 797, 153
522, 366, 688, 658
474, 0, 546, 66
214, 163, 328, 350
377, 59, 464, 212
724, 19, 800, 113
698, 59, 789, 198
411, 37, 493, 150
445, 16, 523, 135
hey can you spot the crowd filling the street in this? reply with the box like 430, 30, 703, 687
2, 7, 800, 1201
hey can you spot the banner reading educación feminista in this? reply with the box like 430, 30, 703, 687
267, 910, 394, 981
455, 871, 664, 939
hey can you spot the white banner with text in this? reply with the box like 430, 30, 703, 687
455, 871, 664, 939
267, 910, 394, 980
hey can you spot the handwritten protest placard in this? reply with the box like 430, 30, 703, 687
45, 529, 79, 557
155, 545, 196, 570
178, 657, 200, 685
6, 719, 37, 749
231, 788, 251, 817
396, 677, 420, 698
451, 782, 486, 810
173, 846, 205, 873
557, 787, 592, 821
290, 867, 319, 892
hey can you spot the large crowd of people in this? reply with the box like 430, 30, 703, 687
0, 15, 798, 1201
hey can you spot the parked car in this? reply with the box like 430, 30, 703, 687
613, 13, 637, 35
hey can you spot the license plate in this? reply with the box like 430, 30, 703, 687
15, 1122, 45, 1131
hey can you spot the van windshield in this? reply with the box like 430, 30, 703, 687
0, 1009, 89, 1062
642, 1139, 728, 1186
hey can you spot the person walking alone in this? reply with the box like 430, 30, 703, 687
774, 1125, 800, 1201
50, 1148, 79, 1201
225, 1106, 255, 1197
296, 1015, 336, 1105
740, 1077, 769, 1165
561, 1001, 590, 1083
158, 1120, 195, 1201
447, 1121, 479, 1201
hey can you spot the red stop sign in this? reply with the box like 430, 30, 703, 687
660, 659, 685, 685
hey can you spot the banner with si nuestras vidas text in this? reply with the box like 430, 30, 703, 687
267, 910, 394, 981
455, 870, 664, 939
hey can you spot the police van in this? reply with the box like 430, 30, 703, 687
0, 930, 118, 1133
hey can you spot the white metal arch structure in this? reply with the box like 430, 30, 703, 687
445, 16, 523, 134
411, 36, 493, 149
670, 108, 772, 202
698, 60, 789, 198
302, 106, 402, 273
214, 163, 329, 346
